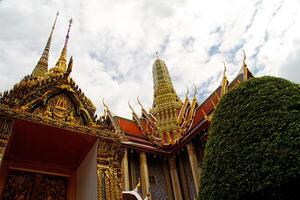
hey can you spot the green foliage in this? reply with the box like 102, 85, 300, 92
199, 76, 300, 200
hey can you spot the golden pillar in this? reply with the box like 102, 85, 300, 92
121, 149, 130, 190
168, 157, 182, 200
187, 143, 200, 194
139, 152, 150, 198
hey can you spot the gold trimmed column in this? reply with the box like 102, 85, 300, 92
187, 143, 200, 194
139, 151, 150, 198
168, 157, 182, 200
121, 149, 130, 190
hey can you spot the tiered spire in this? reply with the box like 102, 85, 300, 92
150, 56, 182, 142
52, 18, 73, 73
151, 58, 182, 114
31, 11, 59, 77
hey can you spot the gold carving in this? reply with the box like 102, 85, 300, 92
32, 94, 84, 126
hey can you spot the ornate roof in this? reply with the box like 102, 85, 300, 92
103, 55, 254, 153
0, 16, 254, 154
0, 18, 123, 141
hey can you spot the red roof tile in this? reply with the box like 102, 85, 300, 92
115, 117, 144, 138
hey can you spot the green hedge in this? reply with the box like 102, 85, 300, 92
199, 76, 300, 200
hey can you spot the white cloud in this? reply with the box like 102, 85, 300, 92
0, 0, 299, 118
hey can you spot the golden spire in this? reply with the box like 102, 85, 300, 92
53, 18, 73, 73
151, 57, 182, 115
241, 49, 248, 81
31, 11, 59, 77
150, 57, 182, 141
221, 61, 229, 96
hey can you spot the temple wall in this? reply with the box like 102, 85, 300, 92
76, 140, 98, 200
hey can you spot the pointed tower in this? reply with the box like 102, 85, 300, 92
50, 18, 72, 73
150, 57, 182, 143
31, 12, 59, 77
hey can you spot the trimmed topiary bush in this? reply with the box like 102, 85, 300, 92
199, 76, 300, 200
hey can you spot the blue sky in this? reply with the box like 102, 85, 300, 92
0, 0, 299, 117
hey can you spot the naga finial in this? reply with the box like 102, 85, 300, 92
242, 49, 247, 66
65, 56, 73, 78
102, 98, 106, 107
128, 100, 134, 112
137, 96, 144, 110
185, 86, 189, 98
222, 61, 227, 72
193, 84, 197, 97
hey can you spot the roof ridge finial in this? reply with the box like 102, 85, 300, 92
240, 49, 248, 81
185, 86, 189, 98
155, 51, 159, 59
221, 61, 229, 96
222, 61, 227, 76
102, 98, 108, 109
193, 84, 197, 98
242, 49, 247, 66
137, 96, 145, 110
31, 11, 59, 77
54, 18, 73, 72
128, 100, 135, 113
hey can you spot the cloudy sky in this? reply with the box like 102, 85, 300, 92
0, 0, 299, 118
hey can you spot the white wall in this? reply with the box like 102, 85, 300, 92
76, 139, 98, 200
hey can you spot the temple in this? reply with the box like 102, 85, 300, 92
0, 15, 253, 200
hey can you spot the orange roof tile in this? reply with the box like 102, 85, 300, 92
115, 117, 144, 138
192, 86, 221, 128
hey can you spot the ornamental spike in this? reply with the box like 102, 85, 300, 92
32, 11, 59, 77
54, 18, 73, 72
